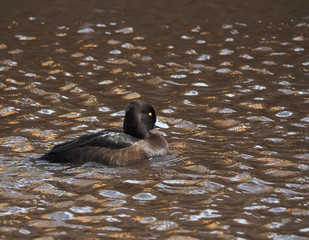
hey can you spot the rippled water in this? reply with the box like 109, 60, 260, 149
0, 0, 309, 239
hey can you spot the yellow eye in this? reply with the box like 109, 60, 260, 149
148, 112, 152, 117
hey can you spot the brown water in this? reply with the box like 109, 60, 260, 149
0, 0, 309, 239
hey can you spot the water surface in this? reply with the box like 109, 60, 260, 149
0, 0, 308, 239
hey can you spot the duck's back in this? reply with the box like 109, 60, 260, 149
40, 130, 137, 163
39, 130, 169, 165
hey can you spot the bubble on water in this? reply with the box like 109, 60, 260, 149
189, 209, 221, 221
185, 49, 198, 55
268, 207, 286, 213
137, 217, 157, 224
94, 65, 105, 70
216, 68, 232, 73
295, 153, 309, 160
234, 218, 250, 224
19, 229, 31, 235
109, 50, 121, 55
192, 82, 208, 87
294, 47, 304, 52
99, 190, 126, 199
0, 43, 7, 49
180, 35, 193, 40
1, 206, 29, 217
252, 85, 266, 90
49, 211, 74, 220
197, 54, 211, 61
0, 106, 19, 116
225, 38, 234, 42
191, 69, 201, 74
191, 26, 200, 32
230, 29, 239, 35
266, 138, 285, 143
123, 180, 147, 185
84, 56, 95, 61
96, 23, 106, 28
64, 72, 72, 77
300, 228, 309, 233
219, 49, 234, 55
163, 179, 189, 185
237, 182, 271, 193
15, 35, 36, 41
77, 28, 95, 33
292, 36, 305, 41
133, 193, 157, 201
268, 222, 284, 229
247, 116, 274, 122
115, 27, 134, 34
56, 33, 67, 37
240, 54, 254, 59
278, 81, 291, 86
150, 220, 179, 231
219, 108, 236, 113
196, 39, 206, 44
276, 111, 293, 118
300, 117, 309, 122
253, 46, 273, 52
262, 61, 276, 66
170, 74, 187, 79
77, 116, 99, 122
57, 25, 68, 30
25, 73, 37, 77
38, 109, 55, 115
222, 24, 233, 29
271, 52, 287, 56
70, 206, 93, 213
162, 109, 174, 114
121, 43, 134, 49
2, 60, 18, 67
184, 90, 198, 96
99, 80, 113, 85
239, 154, 254, 159
244, 205, 268, 210
98, 106, 111, 112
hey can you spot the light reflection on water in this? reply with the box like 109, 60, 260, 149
0, 0, 309, 239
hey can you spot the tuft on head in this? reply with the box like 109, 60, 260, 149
123, 100, 157, 139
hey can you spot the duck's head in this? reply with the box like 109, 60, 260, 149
123, 100, 158, 139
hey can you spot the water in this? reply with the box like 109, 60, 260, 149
0, 0, 309, 239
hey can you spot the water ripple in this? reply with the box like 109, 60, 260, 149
0, 1, 308, 239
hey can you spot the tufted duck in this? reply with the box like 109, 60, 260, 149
39, 100, 169, 165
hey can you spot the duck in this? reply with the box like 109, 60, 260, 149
39, 100, 169, 166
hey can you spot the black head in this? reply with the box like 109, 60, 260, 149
123, 100, 157, 139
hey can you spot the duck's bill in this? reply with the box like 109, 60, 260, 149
155, 118, 169, 129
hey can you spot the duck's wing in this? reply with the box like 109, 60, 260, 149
39, 130, 138, 161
